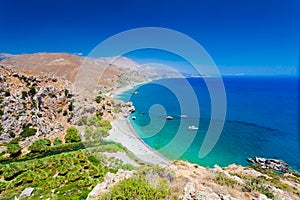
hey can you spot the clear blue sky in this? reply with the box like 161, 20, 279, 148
0, 0, 299, 75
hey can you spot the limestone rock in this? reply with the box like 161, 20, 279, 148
19, 187, 34, 199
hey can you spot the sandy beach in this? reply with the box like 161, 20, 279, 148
108, 81, 149, 98
106, 116, 169, 165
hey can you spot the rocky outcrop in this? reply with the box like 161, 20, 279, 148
18, 187, 34, 199
86, 169, 134, 200
167, 160, 300, 200
0, 66, 72, 144
247, 157, 289, 172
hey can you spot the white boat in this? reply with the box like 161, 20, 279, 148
187, 125, 198, 131
131, 116, 136, 120
180, 114, 187, 118
166, 116, 174, 120
131, 91, 139, 94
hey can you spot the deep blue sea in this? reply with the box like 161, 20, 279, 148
117, 76, 300, 170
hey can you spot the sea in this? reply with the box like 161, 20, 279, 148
116, 76, 300, 170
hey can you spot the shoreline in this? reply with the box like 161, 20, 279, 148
108, 81, 149, 98
107, 116, 169, 165
107, 81, 170, 165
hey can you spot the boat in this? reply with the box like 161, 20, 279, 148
187, 125, 198, 131
131, 116, 136, 120
166, 116, 174, 120
131, 91, 139, 95
180, 114, 187, 118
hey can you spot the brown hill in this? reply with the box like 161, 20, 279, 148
0, 53, 181, 95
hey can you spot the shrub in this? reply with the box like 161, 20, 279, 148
65, 126, 81, 143
95, 96, 102, 103
28, 86, 36, 96
20, 124, 37, 138
68, 102, 73, 111
63, 110, 68, 116
101, 176, 171, 200
100, 120, 112, 130
64, 89, 69, 97
31, 99, 37, 108
21, 91, 28, 99
53, 137, 63, 145
7, 143, 21, 157
8, 137, 20, 144
0, 109, 4, 116
5, 91, 10, 97
8, 131, 15, 138
28, 138, 51, 152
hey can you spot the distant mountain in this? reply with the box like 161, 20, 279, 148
0, 53, 181, 93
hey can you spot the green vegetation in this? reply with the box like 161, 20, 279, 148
28, 138, 51, 152
63, 110, 68, 116
8, 131, 15, 138
64, 89, 69, 97
243, 175, 275, 199
53, 137, 62, 145
6, 143, 22, 157
84, 116, 111, 142
68, 99, 74, 111
0, 124, 3, 135
28, 86, 36, 96
21, 91, 28, 99
0, 150, 107, 199
101, 167, 172, 200
20, 124, 37, 138
65, 126, 81, 143
95, 95, 102, 103
5, 91, 10, 97
214, 171, 240, 188
0, 135, 137, 200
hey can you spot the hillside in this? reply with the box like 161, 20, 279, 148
0, 53, 180, 94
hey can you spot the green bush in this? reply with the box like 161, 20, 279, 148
28, 138, 51, 152
7, 143, 21, 157
20, 124, 37, 138
8, 137, 20, 144
53, 137, 63, 145
68, 101, 73, 111
0, 109, 3, 116
5, 91, 10, 97
8, 131, 15, 138
64, 89, 69, 97
63, 110, 68, 116
100, 120, 112, 130
101, 176, 171, 200
28, 86, 36, 96
21, 91, 28, 99
95, 96, 102, 103
65, 126, 81, 143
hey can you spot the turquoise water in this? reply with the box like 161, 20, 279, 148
117, 77, 299, 169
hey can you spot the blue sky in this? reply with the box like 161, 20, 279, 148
0, 0, 299, 76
